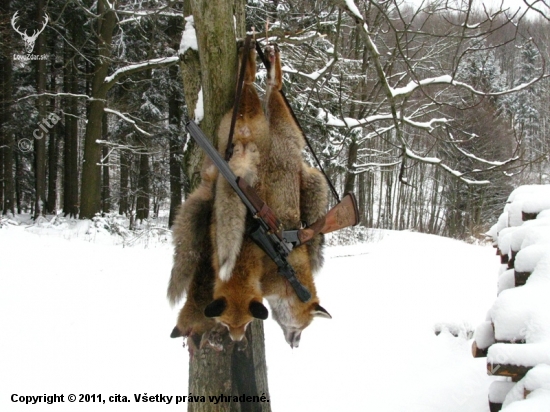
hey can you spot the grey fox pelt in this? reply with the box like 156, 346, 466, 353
261, 44, 331, 348
168, 159, 218, 342
213, 41, 269, 282
204, 41, 270, 341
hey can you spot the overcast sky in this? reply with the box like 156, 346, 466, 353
405, 0, 548, 17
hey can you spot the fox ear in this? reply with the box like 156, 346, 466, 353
204, 298, 227, 318
249, 300, 268, 320
170, 326, 183, 338
312, 304, 332, 319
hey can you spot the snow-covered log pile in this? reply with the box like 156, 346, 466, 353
474, 185, 550, 412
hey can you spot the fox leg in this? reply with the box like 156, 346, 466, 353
213, 142, 260, 281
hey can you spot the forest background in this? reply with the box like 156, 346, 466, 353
0, 0, 549, 241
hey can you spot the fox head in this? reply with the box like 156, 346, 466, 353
204, 297, 268, 342
268, 297, 331, 348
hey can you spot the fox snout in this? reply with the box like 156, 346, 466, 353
227, 324, 249, 342
283, 327, 303, 349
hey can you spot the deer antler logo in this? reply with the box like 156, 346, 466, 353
11, 11, 49, 55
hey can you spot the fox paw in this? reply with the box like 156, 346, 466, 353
237, 38, 256, 52
264, 44, 282, 89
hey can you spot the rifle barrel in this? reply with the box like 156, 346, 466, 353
186, 120, 258, 215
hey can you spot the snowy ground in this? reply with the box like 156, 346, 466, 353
0, 218, 500, 411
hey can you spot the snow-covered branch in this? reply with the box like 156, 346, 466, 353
259, 29, 326, 45
95, 140, 160, 156
104, 108, 152, 137
283, 58, 336, 81
352, 160, 401, 174
17, 92, 92, 103
116, 9, 183, 18
317, 108, 449, 131
405, 148, 491, 185
391, 74, 548, 99
104, 56, 180, 88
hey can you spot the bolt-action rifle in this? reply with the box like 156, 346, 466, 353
185, 120, 359, 302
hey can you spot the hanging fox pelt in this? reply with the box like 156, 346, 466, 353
259, 43, 331, 348
168, 40, 331, 348
203, 40, 270, 342
167, 158, 218, 349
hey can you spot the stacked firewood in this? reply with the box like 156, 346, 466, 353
472, 185, 550, 411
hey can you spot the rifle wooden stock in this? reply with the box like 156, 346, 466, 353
297, 193, 359, 245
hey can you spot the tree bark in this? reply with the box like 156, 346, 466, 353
188, 321, 271, 412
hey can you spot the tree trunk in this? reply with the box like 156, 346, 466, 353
119, 150, 130, 215
188, 321, 271, 412
0, 0, 14, 216
342, 29, 361, 197
168, 18, 183, 228
34, 0, 47, 218
101, 112, 110, 214
168, 64, 183, 228
135, 153, 150, 221
343, 137, 358, 194
190, 0, 237, 145
15, 151, 22, 214
64, 93, 79, 218
179, 1, 203, 194
63, 37, 80, 218
185, 1, 271, 411
79, 0, 116, 219
46, 120, 59, 214
46, 49, 58, 214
